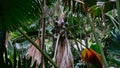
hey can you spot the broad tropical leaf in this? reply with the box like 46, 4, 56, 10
0, 1, 41, 66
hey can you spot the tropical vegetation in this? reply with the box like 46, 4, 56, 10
0, 0, 120, 68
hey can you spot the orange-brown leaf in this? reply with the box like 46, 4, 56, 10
81, 48, 103, 68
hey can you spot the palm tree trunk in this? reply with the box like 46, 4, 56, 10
41, 0, 46, 67
41, 17, 46, 68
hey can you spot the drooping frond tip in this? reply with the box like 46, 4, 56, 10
81, 48, 103, 68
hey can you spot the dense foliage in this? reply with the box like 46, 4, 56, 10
0, 0, 120, 68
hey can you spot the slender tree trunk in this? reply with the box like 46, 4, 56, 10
41, 17, 46, 68
41, 0, 46, 67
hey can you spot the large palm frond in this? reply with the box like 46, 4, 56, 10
0, 0, 41, 31
0, 0, 41, 67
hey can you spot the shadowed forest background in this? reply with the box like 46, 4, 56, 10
0, 0, 120, 68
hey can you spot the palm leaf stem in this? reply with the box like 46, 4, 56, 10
17, 28, 58, 68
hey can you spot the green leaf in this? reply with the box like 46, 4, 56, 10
89, 5, 101, 18
90, 43, 101, 54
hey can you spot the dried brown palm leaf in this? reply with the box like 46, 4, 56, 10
26, 38, 41, 67
55, 35, 74, 68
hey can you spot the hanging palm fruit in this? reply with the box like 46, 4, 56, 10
81, 48, 103, 68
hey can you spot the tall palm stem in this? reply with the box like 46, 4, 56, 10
41, 0, 46, 67
116, 0, 120, 28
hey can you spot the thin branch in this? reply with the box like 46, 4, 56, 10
101, 4, 105, 25
60, 25, 79, 35
53, 34, 60, 61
